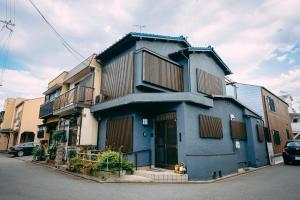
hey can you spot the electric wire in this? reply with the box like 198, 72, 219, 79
28, 0, 85, 61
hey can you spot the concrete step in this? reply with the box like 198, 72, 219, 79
134, 168, 188, 182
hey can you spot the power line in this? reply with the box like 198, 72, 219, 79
28, 0, 85, 61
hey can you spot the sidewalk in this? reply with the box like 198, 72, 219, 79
27, 158, 273, 184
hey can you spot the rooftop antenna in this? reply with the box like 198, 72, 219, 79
133, 24, 146, 33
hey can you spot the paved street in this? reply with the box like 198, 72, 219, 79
0, 153, 299, 200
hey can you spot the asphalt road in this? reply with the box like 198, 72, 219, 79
0, 153, 299, 200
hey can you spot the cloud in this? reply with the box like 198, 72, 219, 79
277, 54, 287, 62
0, 0, 300, 110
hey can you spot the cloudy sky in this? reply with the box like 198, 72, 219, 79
0, 0, 300, 109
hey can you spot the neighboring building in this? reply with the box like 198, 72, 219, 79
39, 54, 100, 147
280, 94, 300, 140
89, 32, 269, 180
0, 98, 24, 150
226, 83, 292, 157
13, 97, 44, 144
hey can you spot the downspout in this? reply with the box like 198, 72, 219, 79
96, 115, 101, 150
181, 52, 190, 92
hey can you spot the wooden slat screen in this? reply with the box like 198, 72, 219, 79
196, 68, 223, 95
142, 51, 183, 91
101, 52, 134, 100
199, 115, 223, 139
106, 116, 133, 153
256, 124, 264, 142
230, 121, 247, 140
155, 112, 176, 121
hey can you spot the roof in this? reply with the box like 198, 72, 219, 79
234, 83, 289, 106
169, 46, 232, 75
43, 83, 63, 95
91, 92, 213, 112
64, 54, 95, 83
96, 32, 191, 64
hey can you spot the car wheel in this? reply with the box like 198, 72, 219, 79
17, 151, 24, 157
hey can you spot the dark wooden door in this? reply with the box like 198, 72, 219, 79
155, 119, 178, 169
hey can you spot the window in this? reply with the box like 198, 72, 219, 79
286, 141, 300, 147
196, 69, 223, 95
142, 51, 183, 92
272, 130, 281, 146
256, 124, 264, 142
230, 120, 247, 140
266, 96, 276, 112
199, 115, 223, 139
264, 127, 271, 142
293, 118, 298, 123
286, 129, 291, 140
106, 116, 133, 153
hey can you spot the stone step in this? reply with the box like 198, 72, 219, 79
134, 169, 188, 182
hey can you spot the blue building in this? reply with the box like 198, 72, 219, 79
91, 32, 269, 180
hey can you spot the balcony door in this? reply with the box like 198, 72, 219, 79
155, 112, 178, 169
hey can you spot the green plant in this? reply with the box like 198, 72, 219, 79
96, 150, 133, 173
32, 146, 46, 161
82, 160, 97, 175
68, 149, 77, 160
52, 130, 63, 142
32, 146, 41, 157
68, 158, 83, 173
48, 144, 57, 160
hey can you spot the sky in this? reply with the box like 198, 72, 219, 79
0, 0, 300, 110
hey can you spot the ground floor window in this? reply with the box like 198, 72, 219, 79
106, 116, 133, 153
272, 130, 281, 146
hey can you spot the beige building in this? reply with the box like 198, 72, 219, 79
13, 97, 44, 144
39, 54, 100, 147
0, 98, 24, 150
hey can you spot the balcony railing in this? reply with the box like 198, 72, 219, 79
39, 100, 54, 118
53, 86, 94, 112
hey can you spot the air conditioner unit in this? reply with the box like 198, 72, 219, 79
95, 95, 100, 104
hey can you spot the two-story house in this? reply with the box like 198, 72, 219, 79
13, 97, 44, 144
0, 98, 24, 150
39, 54, 101, 148
227, 83, 292, 163
90, 32, 269, 180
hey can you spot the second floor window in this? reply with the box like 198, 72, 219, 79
266, 96, 276, 112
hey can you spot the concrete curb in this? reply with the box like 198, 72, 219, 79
27, 159, 275, 184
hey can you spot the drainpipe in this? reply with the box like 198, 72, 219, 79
181, 52, 190, 92
96, 115, 101, 150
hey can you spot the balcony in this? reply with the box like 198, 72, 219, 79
53, 86, 94, 115
39, 100, 54, 119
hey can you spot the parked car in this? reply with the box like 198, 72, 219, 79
283, 140, 300, 164
8, 142, 38, 157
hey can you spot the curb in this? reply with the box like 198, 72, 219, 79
27, 159, 275, 184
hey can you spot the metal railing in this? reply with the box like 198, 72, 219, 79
53, 86, 94, 111
124, 149, 152, 170
39, 100, 54, 118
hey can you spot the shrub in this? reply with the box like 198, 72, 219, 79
82, 160, 97, 175
52, 130, 62, 142
68, 158, 83, 173
48, 144, 57, 160
68, 149, 77, 160
32, 146, 41, 157
96, 150, 133, 173
32, 146, 46, 161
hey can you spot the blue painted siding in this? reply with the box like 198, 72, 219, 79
226, 84, 265, 122
189, 53, 226, 94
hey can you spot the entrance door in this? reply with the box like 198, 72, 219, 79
155, 113, 178, 169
